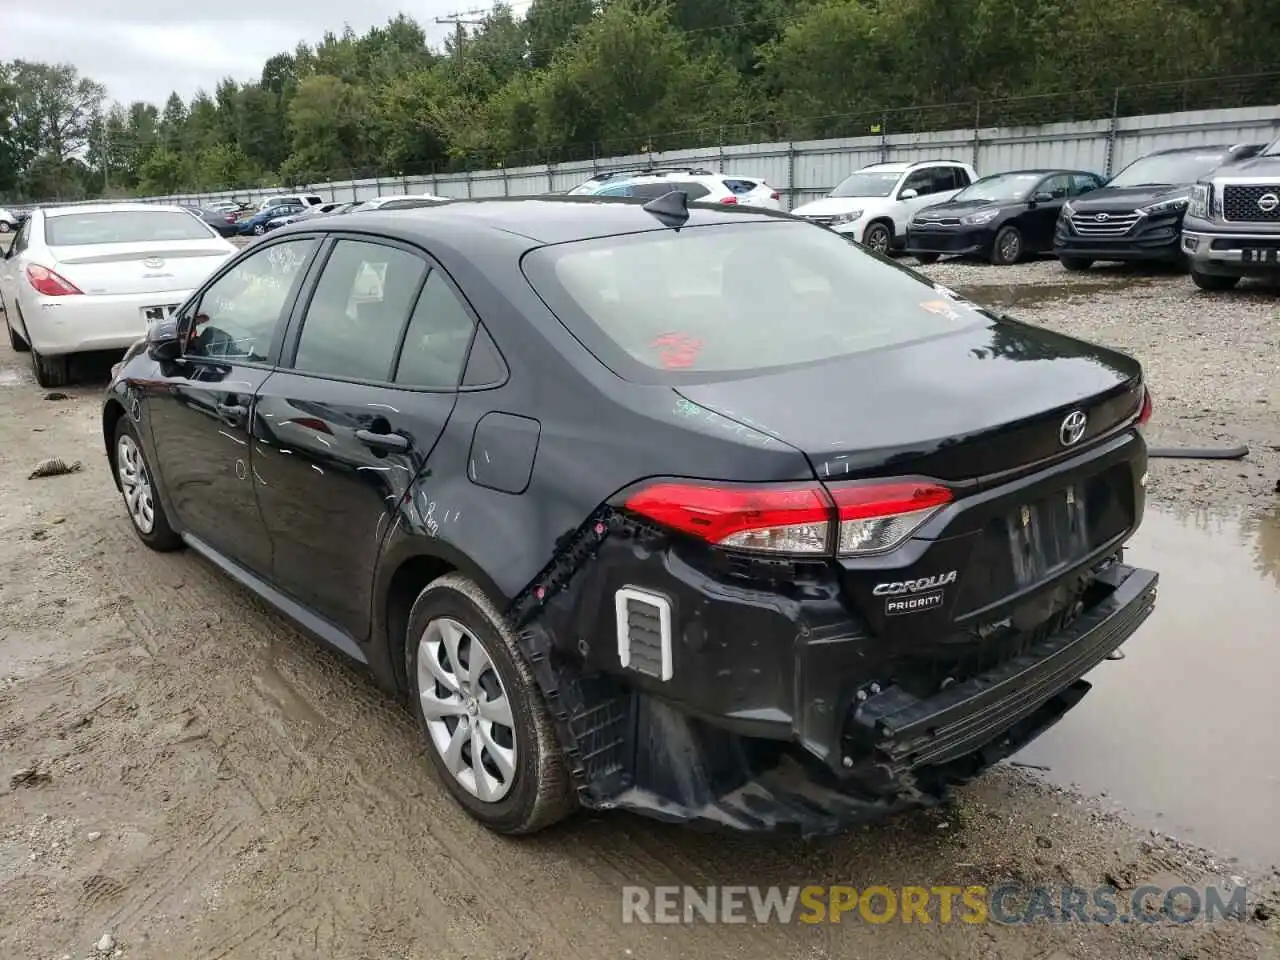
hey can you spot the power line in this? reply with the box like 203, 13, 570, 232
435, 10, 489, 62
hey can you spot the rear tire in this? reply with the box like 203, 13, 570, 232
407, 573, 577, 835
0, 221, 12, 234
991, 226, 1024, 265
1058, 256, 1094, 272
1191, 270, 1240, 291
30, 348, 69, 388
252, 223, 265, 235
114, 417, 182, 551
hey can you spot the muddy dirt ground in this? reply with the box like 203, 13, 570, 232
2, 246, 1278, 960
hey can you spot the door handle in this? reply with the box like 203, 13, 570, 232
217, 402, 248, 426
355, 429, 409, 452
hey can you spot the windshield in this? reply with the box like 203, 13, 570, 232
521, 220, 986, 379
829, 171, 902, 198
1108, 151, 1229, 187
45, 210, 215, 245
1263, 137, 1280, 157
954, 173, 1044, 202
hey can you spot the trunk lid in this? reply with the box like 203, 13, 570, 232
675, 316, 1144, 487
50, 241, 235, 297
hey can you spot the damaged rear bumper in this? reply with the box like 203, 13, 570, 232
525, 561, 1157, 836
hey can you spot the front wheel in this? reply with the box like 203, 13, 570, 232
862, 222, 893, 255
1058, 256, 1094, 272
407, 574, 577, 834
991, 226, 1023, 265
0, 221, 12, 234
1191, 270, 1240, 291
252, 223, 265, 235
114, 417, 182, 550
6, 312, 29, 352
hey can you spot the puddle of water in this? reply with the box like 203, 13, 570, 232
955, 277, 1160, 309
1013, 504, 1280, 866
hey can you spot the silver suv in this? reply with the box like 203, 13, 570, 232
1182, 133, 1280, 290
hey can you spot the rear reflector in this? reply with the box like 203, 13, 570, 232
720, 196, 739, 205
622, 478, 953, 557
25, 264, 83, 296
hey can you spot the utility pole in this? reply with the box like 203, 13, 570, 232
435, 9, 486, 63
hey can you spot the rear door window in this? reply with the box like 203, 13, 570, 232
393, 270, 476, 389
522, 220, 987, 382
292, 239, 427, 382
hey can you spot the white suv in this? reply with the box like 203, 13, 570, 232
0, 207, 18, 233
259, 193, 325, 210
791, 160, 978, 253
572, 168, 783, 210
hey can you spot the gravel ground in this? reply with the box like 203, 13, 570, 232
1, 241, 1278, 959
915, 257, 1280, 515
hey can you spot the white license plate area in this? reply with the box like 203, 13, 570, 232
141, 303, 181, 322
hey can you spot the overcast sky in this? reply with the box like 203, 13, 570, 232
1, 3, 461, 108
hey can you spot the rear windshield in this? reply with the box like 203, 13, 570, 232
45, 210, 214, 246
522, 220, 988, 380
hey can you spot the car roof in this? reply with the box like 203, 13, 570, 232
1144, 143, 1248, 156
278, 195, 782, 246
973, 168, 1097, 177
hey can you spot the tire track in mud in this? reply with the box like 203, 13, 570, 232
90, 508, 606, 959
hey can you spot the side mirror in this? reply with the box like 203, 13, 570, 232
899, 188, 919, 200
1030, 191, 1054, 204
146, 315, 183, 362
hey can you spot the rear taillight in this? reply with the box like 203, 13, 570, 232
720, 196, 738, 205
1137, 387, 1153, 426
26, 264, 82, 296
622, 478, 952, 557
829, 480, 953, 555
770, 191, 780, 201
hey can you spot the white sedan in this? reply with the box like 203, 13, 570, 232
0, 202, 237, 387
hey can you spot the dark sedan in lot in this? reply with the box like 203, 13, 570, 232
1053, 142, 1265, 271
907, 169, 1107, 265
102, 194, 1158, 837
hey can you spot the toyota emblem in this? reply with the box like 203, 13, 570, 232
1059, 410, 1088, 447
143, 256, 165, 269
1094, 213, 1110, 222
1259, 193, 1279, 213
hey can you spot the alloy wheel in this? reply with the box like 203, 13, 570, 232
116, 434, 156, 534
864, 225, 891, 254
999, 230, 1021, 263
417, 616, 518, 803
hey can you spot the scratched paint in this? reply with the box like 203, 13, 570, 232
672, 396, 783, 445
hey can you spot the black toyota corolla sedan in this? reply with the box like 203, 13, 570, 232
906, 169, 1107, 265
102, 194, 1158, 836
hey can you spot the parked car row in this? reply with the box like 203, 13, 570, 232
784, 138, 1279, 288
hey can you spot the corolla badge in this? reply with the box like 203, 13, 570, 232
143, 256, 165, 269
1059, 410, 1088, 447
1258, 193, 1279, 213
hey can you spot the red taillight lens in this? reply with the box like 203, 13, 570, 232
624, 481, 833, 555
828, 480, 953, 556
1137, 387, 1153, 426
622, 478, 953, 556
771, 191, 780, 201
25, 264, 83, 296
720, 195, 738, 204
